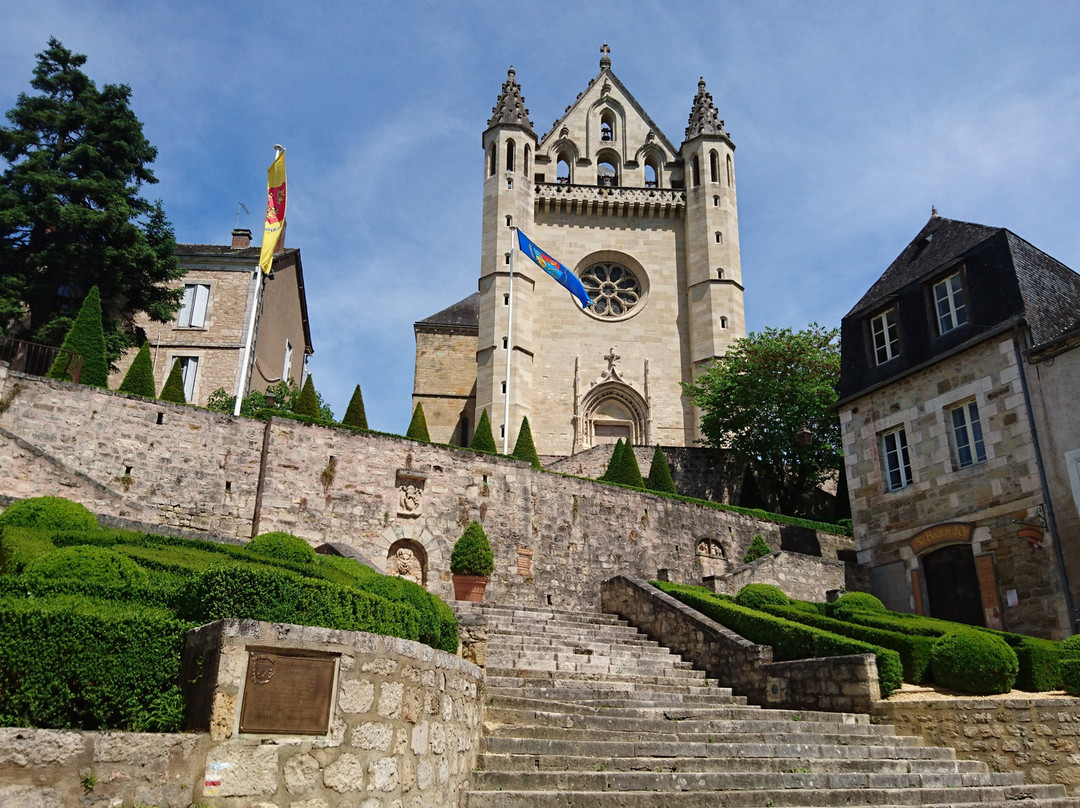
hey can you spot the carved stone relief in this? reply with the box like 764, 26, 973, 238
395, 469, 428, 518
696, 538, 726, 578
387, 539, 427, 587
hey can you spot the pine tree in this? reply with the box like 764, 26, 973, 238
159, 358, 186, 404
342, 384, 368, 429
293, 375, 320, 417
47, 286, 108, 386
615, 442, 645, 489
512, 416, 542, 469
406, 403, 430, 442
470, 409, 497, 454
118, 341, 156, 397
600, 439, 625, 482
0, 39, 183, 360
644, 445, 677, 494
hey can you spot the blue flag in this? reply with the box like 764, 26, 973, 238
516, 230, 592, 309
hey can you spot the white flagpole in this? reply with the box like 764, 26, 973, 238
502, 227, 516, 453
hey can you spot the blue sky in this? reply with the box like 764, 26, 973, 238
3, 1, 1079, 432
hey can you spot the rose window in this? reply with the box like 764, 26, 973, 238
581, 262, 642, 318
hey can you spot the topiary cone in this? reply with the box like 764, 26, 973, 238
601, 439, 625, 482
406, 402, 430, 442
342, 384, 368, 429
512, 416, 541, 469
644, 444, 677, 494
293, 375, 320, 417
159, 358, 186, 404
616, 441, 645, 489
118, 342, 156, 398
48, 285, 108, 387
469, 409, 497, 454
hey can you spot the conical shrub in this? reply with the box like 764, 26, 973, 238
159, 358, 186, 404
342, 384, 368, 429
601, 439, 625, 482
615, 441, 645, 489
645, 444, 677, 494
512, 416, 541, 469
293, 375, 319, 417
406, 403, 430, 442
48, 286, 108, 387
470, 409, 497, 454
118, 342, 156, 398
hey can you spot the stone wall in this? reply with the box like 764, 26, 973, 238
708, 550, 847, 602
0, 620, 484, 808
873, 695, 1080, 796
0, 368, 850, 611
600, 575, 880, 713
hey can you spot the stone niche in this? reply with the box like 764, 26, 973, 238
696, 538, 726, 578
387, 538, 428, 587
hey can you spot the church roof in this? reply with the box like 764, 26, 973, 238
415, 292, 480, 331
684, 78, 730, 141
487, 67, 534, 135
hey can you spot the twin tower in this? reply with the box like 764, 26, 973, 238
413, 46, 745, 457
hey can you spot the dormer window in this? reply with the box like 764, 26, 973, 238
870, 307, 900, 365
932, 271, 968, 334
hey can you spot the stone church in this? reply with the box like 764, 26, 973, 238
414, 46, 745, 457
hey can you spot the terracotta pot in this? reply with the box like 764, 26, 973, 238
452, 574, 489, 602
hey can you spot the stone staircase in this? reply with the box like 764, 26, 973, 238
463, 604, 1080, 807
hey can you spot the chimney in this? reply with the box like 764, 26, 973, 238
231, 228, 252, 248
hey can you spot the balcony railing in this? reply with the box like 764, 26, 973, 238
0, 335, 82, 383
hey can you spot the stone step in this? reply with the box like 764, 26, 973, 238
470, 605, 627, 624
486, 668, 710, 686
485, 659, 704, 676
482, 724, 912, 748
475, 752, 991, 775
486, 689, 744, 707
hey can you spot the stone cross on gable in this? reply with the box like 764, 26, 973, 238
600, 43, 611, 68
605, 347, 620, 371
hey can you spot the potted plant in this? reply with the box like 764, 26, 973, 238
451, 521, 494, 602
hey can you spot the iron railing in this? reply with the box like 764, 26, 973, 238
0, 335, 82, 383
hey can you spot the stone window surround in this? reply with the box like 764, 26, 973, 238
948, 398, 987, 469
176, 281, 213, 330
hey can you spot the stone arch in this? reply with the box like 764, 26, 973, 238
387, 538, 428, 587
581, 381, 649, 447
376, 522, 449, 595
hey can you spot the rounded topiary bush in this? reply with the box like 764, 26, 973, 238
734, 583, 789, 611
0, 496, 99, 531
1059, 633, 1080, 660
248, 531, 316, 565
1062, 659, 1080, 696
930, 630, 1019, 695
450, 521, 494, 576
23, 545, 148, 589
826, 591, 887, 620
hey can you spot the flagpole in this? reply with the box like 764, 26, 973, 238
503, 227, 516, 454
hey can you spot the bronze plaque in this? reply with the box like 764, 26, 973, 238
239, 649, 337, 735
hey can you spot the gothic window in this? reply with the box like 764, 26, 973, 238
691, 155, 700, 187
644, 159, 658, 188
557, 154, 571, 184
713, 195, 720, 207
523, 144, 530, 176
506, 139, 515, 172
715, 231, 722, 244
709, 150, 719, 183
580, 262, 642, 317
726, 154, 734, 187
720, 316, 728, 328
600, 110, 615, 142
597, 160, 618, 187
488, 144, 496, 176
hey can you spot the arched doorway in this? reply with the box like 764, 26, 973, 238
922, 543, 984, 627
581, 382, 648, 448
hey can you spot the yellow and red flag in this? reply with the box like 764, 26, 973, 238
258, 149, 287, 274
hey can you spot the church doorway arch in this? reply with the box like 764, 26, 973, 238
581, 382, 648, 448
922, 543, 984, 628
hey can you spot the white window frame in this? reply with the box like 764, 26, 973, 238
870, 307, 900, 365
881, 427, 913, 491
178, 356, 199, 403
949, 400, 986, 469
177, 283, 210, 328
932, 272, 968, 334
282, 339, 293, 382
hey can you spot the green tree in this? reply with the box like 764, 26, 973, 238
159, 358, 185, 404
644, 445, 677, 494
0, 38, 183, 362
406, 403, 430, 442
512, 416, 541, 469
47, 285, 107, 386
117, 341, 155, 397
683, 324, 841, 515
600, 439, 625, 482
742, 534, 772, 564
469, 409, 497, 454
293, 375, 320, 417
205, 378, 332, 420
341, 384, 368, 429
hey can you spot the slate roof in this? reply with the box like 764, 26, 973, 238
415, 292, 480, 331
1006, 231, 1080, 348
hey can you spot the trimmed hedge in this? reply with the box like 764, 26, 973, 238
0, 497, 98, 531
248, 531, 317, 565
653, 581, 902, 696
825, 591, 886, 620
763, 603, 937, 684
930, 631, 1019, 695
1062, 659, 1080, 697
0, 595, 189, 731
354, 573, 458, 654
451, 521, 494, 576
0, 526, 59, 575
735, 583, 789, 611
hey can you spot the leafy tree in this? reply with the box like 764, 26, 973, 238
512, 416, 541, 469
118, 341, 155, 397
469, 409, 497, 454
205, 378, 332, 420
293, 375, 320, 417
0, 38, 183, 363
406, 403, 430, 442
159, 358, 186, 404
742, 534, 772, 564
683, 324, 841, 515
600, 439, 625, 482
341, 384, 368, 429
644, 445, 677, 494
47, 285, 108, 386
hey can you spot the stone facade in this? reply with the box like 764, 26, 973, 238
108, 231, 313, 406
0, 368, 850, 612
707, 550, 848, 602
873, 695, 1080, 796
417, 47, 746, 456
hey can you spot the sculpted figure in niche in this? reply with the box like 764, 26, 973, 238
696, 539, 725, 578
387, 539, 428, 587
399, 484, 422, 514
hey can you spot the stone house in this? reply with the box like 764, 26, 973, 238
836, 213, 1080, 638
109, 228, 313, 406
414, 46, 745, 455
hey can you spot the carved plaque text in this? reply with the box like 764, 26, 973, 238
239, 649, 337, 735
